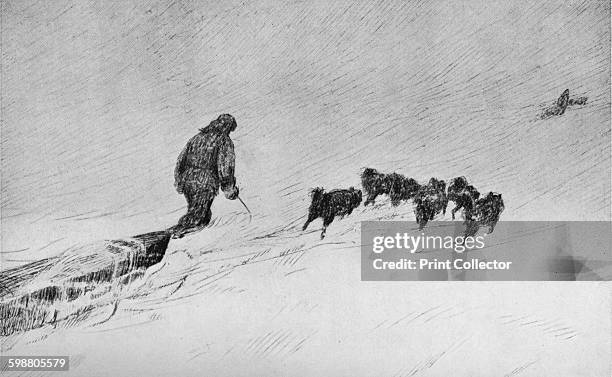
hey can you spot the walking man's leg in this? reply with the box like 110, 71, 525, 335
176, 187, 196, 229
194, 193, 214, 228
173, 190, 215, 238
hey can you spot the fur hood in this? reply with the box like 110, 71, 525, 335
200, 114, 237, 135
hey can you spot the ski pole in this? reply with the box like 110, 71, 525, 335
237, 195, 251, 214
237, 194, 252, 223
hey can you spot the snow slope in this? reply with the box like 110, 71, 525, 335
1, 0, 610, 375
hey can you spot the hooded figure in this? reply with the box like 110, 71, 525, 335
172, 114, 239, 238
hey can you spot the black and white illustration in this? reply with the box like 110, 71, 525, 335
1, 1, 610, 375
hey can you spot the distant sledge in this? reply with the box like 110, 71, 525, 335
541, 89, 588, 119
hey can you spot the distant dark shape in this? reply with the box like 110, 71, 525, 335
568, 96, 588, 106
447, 176, 480, 221
557, 88, 570, 114
303, 187, 362, 239
541, 89, 588, 119
361, 168, 420, 206
173, 114, 239, 238
413, 177, 447, 230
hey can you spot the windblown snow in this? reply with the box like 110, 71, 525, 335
1, 0, 610, 375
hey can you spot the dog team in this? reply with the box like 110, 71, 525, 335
303, 168, 505, 239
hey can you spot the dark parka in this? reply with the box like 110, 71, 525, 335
174, 115, 238, 198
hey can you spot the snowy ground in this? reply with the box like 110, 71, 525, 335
1, 0, 610, 375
